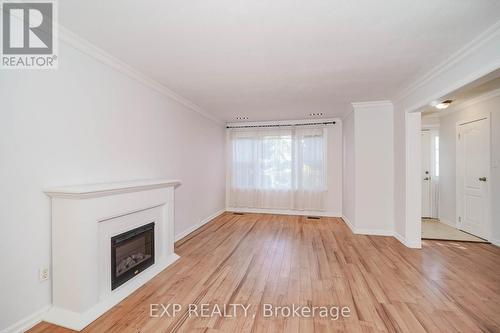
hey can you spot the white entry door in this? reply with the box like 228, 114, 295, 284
457, 118, 490, 239
422, 131, 432, 217
422, 130, 439, 218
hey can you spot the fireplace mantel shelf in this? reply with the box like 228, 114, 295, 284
44, 179, 181, 199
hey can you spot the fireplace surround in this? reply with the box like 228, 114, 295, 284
44, 179, 180, 331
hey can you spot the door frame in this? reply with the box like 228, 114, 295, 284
455, 116, 491, 239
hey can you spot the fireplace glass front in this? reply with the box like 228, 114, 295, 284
111, 222, 155, 290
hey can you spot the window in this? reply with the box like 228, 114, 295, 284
228, 127, 327, 211
299, 134, 325, 190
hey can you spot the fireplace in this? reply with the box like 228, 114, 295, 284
45, 179, 180, 330
111, 222, 155, 290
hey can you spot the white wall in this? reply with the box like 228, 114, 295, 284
342, 112, 355, 223
421, 114, 440, 128
0, 42, 226, 330
343, 102, 394, 234
355, 104, 394, 232
393, 105, 406, 238
438, 95, 500, 242
325, 121, 343, 216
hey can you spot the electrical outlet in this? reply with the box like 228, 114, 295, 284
39, 267, 49, 282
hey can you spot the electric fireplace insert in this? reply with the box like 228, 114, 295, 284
111, 222, 155, 290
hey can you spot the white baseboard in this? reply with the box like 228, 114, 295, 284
393, 232, 406, 244
394, 232, 421, 248
490, 238, 500, 247
175, 209, 225, 241
227, 207, 341, 217
342, 216, 421, 248
355, 228, 394, 236
341, 215, 355, 233
0, 305, 50, 333
44, 253, 180, 331
341, 216, 393, 236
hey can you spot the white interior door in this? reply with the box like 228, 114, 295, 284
421, 131, 432, 217
457, 118, 490, 239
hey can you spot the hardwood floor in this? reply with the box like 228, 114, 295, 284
28, 213, 500, 332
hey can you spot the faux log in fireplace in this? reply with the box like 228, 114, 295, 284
111, 222, 155, 290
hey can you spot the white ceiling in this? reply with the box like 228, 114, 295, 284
58, 0, 500, 122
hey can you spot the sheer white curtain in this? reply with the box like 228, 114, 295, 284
228, 126, 327, 211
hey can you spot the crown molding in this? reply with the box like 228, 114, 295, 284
351, 100, 393, 109
57, 26, 223, 125
396, 20, 500, 103
435, 87, 500, 117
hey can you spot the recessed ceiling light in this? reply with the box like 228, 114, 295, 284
433, 100, 453, 110
235, 116, 248, 120
309, 113, 323, 117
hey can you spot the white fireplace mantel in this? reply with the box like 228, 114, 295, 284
45, 179, 181, 199
43, 179, 181, 331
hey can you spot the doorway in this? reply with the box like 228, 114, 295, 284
419, 112, 491, 243
415, 71, 500, 244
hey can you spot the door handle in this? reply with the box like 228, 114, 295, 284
479, 177, 487, 182
424, 177, 430, 181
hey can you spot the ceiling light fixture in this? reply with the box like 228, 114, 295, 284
236, 116, 248, 120
433, 100, 453, 110
309, 113, 324, 117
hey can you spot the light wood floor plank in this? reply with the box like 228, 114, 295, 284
27, 213, 500, 333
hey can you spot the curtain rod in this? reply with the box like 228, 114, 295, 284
226, 121, 336, 129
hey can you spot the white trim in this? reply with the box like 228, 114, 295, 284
393, 232, 406, 245
354, 228, 394, 237
341, 215, 355, 233
228, 207, 341, 217
351, 100, 393, 109
395, 232, 421, 248
43, 254, 179, 331
175, 209, 225, 241
57, 26, 222, 125
343, 216, 421, 248
0, 306, 50, 333
44, 179, 181, 199
490, 238, 500, 247
226, 117, 339, 128
397, 20, 500, 104
434, 88, 500, 117
341, 216, 393, 237
404, 61, 500, 114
